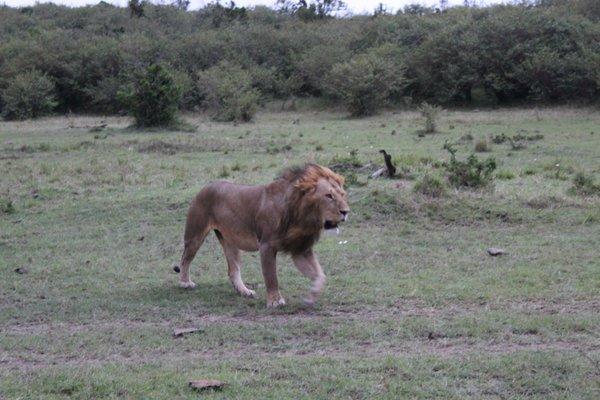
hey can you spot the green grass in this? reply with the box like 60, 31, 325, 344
1, 108, 599, 399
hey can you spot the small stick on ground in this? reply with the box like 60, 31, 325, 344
487, 248, 506, 256
189, 379, 226, 391
173, 327, 204, 337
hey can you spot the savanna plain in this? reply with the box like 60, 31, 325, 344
1, 107, 599, 399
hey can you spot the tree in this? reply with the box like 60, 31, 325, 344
128, 0, 145, 18
196, 61, 260, 122
400, 4, 435, 15
277, 0, 346, 20
1, 70, 57, 120
120, 64, 182, 127
373, 3, 388, 16
326, 50, 404, 116
171, 0, 190, 11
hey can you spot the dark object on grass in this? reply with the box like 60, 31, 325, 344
89, 123, 107, 132
487, 248, 506, 256
173, 327, 204, 337
173, 265, 181, 273
570, 171, 600, 196
189, 379, 225, 391
14, 267, 28, 274
427, 331, 446, 340
379, 149, 396, 177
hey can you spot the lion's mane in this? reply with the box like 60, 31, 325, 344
276, 164, 344, 255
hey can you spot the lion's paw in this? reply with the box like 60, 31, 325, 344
266, 296, 286, 308
239, 288, 257, 299
179, 281, 196, 289
303, 297, 316, 307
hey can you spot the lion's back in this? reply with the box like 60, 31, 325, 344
192, 180, 265, 223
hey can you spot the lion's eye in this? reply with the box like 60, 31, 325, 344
325, 193, 334, 200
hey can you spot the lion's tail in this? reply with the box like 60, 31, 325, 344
173, 265, 180, 273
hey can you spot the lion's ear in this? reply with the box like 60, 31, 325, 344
295, 181, 317, 194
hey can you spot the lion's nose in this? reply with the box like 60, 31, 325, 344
340, 210, 349, 221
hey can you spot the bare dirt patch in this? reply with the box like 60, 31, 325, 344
4, 298, 599, 337
2, 333, 596, 374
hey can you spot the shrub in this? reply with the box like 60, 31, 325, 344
492, 134, 509, 144
496, 170, 515, 180
247, 65, 288, 99
84, 76, 127, 114
443, 142, 496, 188
414, 174, 446, 197
418, 102, 442, 133
120, 64, 182, 127
474, 140, 489, 152
329, 150, 362, 171
218, 165, 230, 178
0, 198, 15, 214
569, 171, 600, 196
0, 3, 599, 113
197, 61, 260, 122
293, 44, 351, 95
171, 69, 198, 111
1, 70, 57, 120
326, 51, 404, 117
509, 138, 526, 150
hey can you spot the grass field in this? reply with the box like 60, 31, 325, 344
1, 107, 599, 399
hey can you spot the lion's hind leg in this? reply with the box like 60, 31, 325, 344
215, 232, 256, 299
177, 227, 210, 289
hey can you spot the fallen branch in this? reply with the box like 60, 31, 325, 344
370, 149, 397, 179
173, 327, 204, 338
371, 167, 386, 179
189, 380, 226, 391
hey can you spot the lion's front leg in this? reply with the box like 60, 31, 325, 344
292, 250, 326, 306
259, 243, 285, 308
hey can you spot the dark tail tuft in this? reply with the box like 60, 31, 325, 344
173, 265, 180, 273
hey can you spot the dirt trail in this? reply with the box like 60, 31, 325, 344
2, 298, 599, 372
2, 336, 598, 373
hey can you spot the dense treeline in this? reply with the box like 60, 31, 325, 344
0, 0, 599, 120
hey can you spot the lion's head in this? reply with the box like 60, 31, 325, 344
277, 164, 350, 254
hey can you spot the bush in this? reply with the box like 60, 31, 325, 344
0, 3, 598, 112
120, 64, 182, 127
418, 102, 442, 133
496, 170, 515, 180
414, 174, 446, 197
474, 140, 490, 152
329, 149, 363, 171
1, 70, 57, 120
326, 51, 404, 116
443, 142, 496, 188
293, 44, 351, 96
569, 171, 600, 196
84, 76, 127, 114
197, 61, 260, 122
0, 198, 15, 214
492, 133, 509, 144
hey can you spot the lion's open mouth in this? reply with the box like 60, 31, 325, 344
324, 220, 339, 230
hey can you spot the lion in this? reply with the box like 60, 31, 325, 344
173, 163, 350, 308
